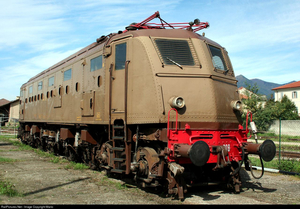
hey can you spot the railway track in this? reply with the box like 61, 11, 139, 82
277, 151, 300, 159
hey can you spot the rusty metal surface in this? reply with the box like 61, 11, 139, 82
81, 130, 97, 145
136, 147, 160, 177
60, 128, 75, 140
31, 125, 40, 135
174, 143, 191, 158
244, 142, 260, 154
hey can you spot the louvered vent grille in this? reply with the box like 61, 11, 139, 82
155, 39, 195, 66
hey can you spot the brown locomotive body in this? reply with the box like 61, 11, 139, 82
18, 12, 276, 200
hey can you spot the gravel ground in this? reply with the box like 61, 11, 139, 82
0, 139, 299, 205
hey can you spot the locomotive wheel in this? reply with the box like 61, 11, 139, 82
68, 149, 75, 161
21, 135, 26, 144
67, 146, 77, 162
36, 139, 43, 150
227, 161, 242, 193
53, 142, 60, 155
49, 143, 55, 154
136, 147, 160, 185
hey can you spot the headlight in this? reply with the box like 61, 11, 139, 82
169, 96, 185, 109
231, 100, 242, 111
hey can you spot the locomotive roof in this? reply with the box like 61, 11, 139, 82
21, 28, 221, 88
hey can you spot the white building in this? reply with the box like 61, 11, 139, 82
272, 81, 300, 115
238, 87, 267, 109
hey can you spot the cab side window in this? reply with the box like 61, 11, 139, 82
48, 76, 54, 86
115, 43, 127, 70
64, 69, 72, 81
208, 45, 228, 71
90, 55, 103, 72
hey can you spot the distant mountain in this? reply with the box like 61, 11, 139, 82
236, 75, 296, 99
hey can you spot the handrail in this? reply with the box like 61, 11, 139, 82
246, 111, 253, 139
108, 63, 114, 141
167, 108, 178, 138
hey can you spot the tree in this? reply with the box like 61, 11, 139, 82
254, 95, 299, 130
241, 82, 265, 128
241, 83, 299, 131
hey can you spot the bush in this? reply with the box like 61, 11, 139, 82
278, 159, 300, 173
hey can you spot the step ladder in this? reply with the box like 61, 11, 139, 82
110, 121, 131, 174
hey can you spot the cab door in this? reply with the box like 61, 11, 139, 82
109, 41, 130, 120
107, 39, 132, 174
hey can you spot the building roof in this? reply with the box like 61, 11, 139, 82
0, 98, 10, 106
272, 81, 300, 90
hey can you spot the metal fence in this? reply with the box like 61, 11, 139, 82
0, 117, 19, 136
267, 119, 300, 164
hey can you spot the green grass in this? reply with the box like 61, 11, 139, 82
0, 156, 17, 163
98, 175, 129, 191
0, 180, 21, 197
249, 156, 300, 174
64, 161, 89, 170
0, 135, 16, 141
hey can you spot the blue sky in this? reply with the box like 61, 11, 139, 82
1, 0, 300, 101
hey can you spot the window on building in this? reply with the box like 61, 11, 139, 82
38, 81, 43, 91
292, 91, 297, 99
48, 76, 54, 87
115, 43, 127, 70
90, 55, 103, 72
64, 69, 72, 81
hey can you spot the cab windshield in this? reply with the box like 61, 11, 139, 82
155, 39, 195, 66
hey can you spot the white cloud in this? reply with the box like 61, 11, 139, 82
206, 0, 300, 53
0, 48, 81, 100
0, 0, 67, 51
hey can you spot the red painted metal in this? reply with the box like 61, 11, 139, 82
167, 108, 249, 165
167, 127, 248, 164
123, 11, 209, 33
246, 111, 253, 138
167, 108, 178, 138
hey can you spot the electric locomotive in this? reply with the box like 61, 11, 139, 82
18, 12, 276, 200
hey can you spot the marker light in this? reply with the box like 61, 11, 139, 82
169, 96, 185, 109
231, 100, 242, 111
